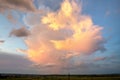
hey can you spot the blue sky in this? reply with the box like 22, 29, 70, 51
0, 0, 120, 74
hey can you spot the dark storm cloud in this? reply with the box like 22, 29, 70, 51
0, 51, 34, 73
0, 0, 36, 12
61, 61, 120, 74
10, 27, 30, 37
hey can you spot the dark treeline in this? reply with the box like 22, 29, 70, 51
0, 73, 120, 80
0, 73, 120, 77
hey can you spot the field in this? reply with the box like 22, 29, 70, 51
0, 74, 120, 80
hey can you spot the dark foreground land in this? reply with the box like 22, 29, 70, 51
0, 74, 120, 80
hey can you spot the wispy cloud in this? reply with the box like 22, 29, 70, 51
94, 57, 107, 61
6, 12, 17, 23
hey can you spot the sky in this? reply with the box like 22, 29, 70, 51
0, 0, 120, 74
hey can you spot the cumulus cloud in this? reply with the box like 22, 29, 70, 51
19, 0, 106, 73
42, 0, 105, 54
0, 0, 36, 12
10, 27, 30, 37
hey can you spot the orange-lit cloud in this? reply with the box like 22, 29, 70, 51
42, 0, 81, 31
19, 0, 106, 73
43, 0, 105, 55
